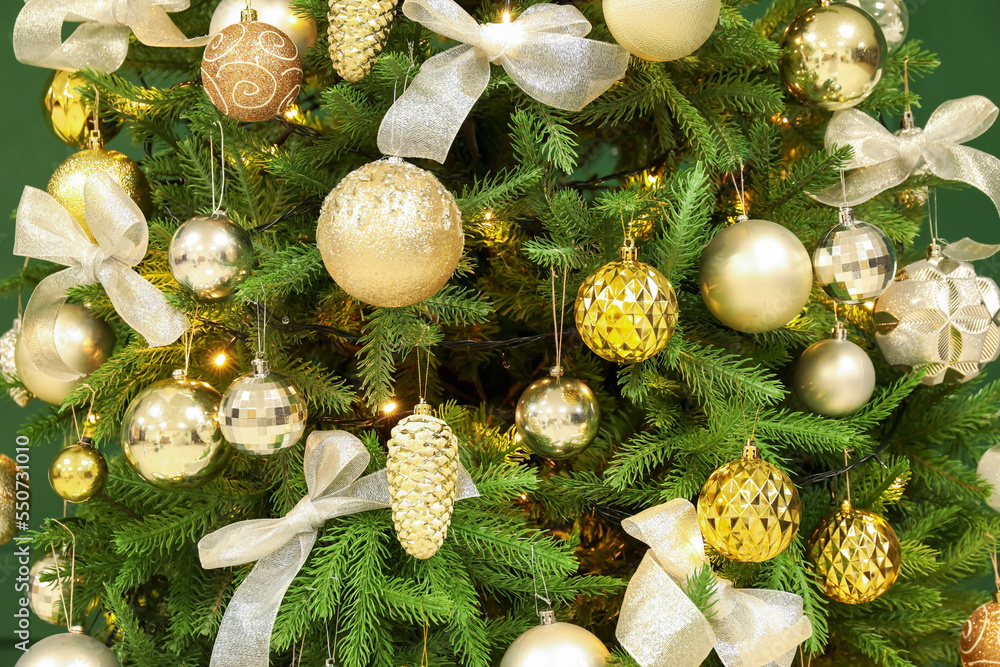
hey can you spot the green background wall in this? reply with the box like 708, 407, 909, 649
1, 0, 999, 662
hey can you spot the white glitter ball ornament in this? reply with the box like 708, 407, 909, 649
219, 357, 308, 456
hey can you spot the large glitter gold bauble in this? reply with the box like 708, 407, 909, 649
0, 454, 24, 546
49, 433, 108, 503
793, 323, 876, 416
328, 0, 398, 82
697, 442, 801, 562
603, 0, 720, 62
700, 217, 813, 334
780, 1, 887, 111
961, 598, 1000, 667
201, 12, 303, 122
317, 158, 464, 307
500, 610, 609, 667
515, 369, 600, 460
808, 499, 901, 604
42, 71, 121, 148
575, 240, 678, 364
122, 370, 232, 490
15, 630, 121, 667
210, 0, 318, 57
386, 402, 459, 559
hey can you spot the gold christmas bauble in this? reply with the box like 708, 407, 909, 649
47, 147, 153, 241
42, 71, 121, 148
699, 217, 813, 334
29, 554, 70, 625
697, 442, 801, 562
808, 499, 901, 604
793, 324, 876, 416
602, 0, 721, 61
962, 600, 1000, 666
317, 158, 464, 307
328, 0, 398, 81
0, 319, 29, 407
210, 0, 318, 57
49, 442, 108, 503
201, 16, 303, 122
500, 611, 609, 667
575, 241, 678, 364
0, 454, 24, 546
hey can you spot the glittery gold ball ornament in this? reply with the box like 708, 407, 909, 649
328, 0, 398, 82
575, 240, 678, 364
700, 217, 813, 334
961, 598, 1000, 666
697, 442, 801, 562
201, 11, 303, 123
219, 357, 308, 456
42, 71, 121, 148
793, 323, 876, 416
602, 0, 720, 61
317, 158, 464, 307
0, 454, 24, 546
210, 0, 318, 57
168, 213, 254, 300
515, 368, 600, 460
780, 1, 887, 111
813, 206, 897, 304
808, 499, 901, 604
0, 319, 30, 407
29, 554, 70, 624
500, 610, 609, 667
48, 434, 108, 503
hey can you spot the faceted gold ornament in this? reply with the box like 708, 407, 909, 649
808, 499, 901, 604
961, 599, 1000, 667
327, 0, 398, 82
48, 431, 108, 503
0, 454, 24, 546
575, 240, 678, 364
386, 402, 459, 559
697, 442, 801, 562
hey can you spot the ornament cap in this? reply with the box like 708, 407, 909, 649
69, 625, 84, 634
172, 368, 187, 380
619, 238, 639, 262
742, 440, 760, 459
386, 156, 404, 164
837, 206, 857, 227
840, 499, 853, 512
994, 591, 1000, 605
413, 401, 433, 416
251, 357, 270, 378
900, 108, 916, 131
733, 213, 749, 224
927, 242, 943, 260
538, 608, 556, 626
831, 323, 848, 341
241, 7, 257, 21
549, 365, 563, 378
86, 129, 103, 150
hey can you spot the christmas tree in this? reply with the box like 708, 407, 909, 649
5, 0, 1000, 665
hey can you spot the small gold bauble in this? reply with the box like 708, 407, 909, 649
962, 600, 1000, 666
515, 372, 600, 460
575, 241, 678, 364
697, 442, 801, 562
49, 442, 108, 503
793, 324, 876, 416
42, 71, 121, 148
602, 0, 720, 62
808, 499, 901, 604
0, 454, 25, 545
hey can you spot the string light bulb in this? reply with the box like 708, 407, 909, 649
214, 352, 228, 367
383, 401, 397, 414
502, 10, 511, 22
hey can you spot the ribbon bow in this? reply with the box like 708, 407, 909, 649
14, 173, 190, 382
617, 500, 813, 667
813, 96, 1000, 214
377, 0, 629, 163
198, 430, 479, 667
14, 0, 210, 73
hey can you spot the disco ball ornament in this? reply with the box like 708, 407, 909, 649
962, 598, 1000, 667
602, 0, 720, 61
49, 436, 108, 503
780, 1, 887, 110
700, 217, 813, 334
29, 554, 70, 624
575, 240, 678, 364
0, 454, 24, 545
201, 9, 303, 122
0, 319, 29, 407
793, 323, 876, 416
122, 369, 232, 490
977, 445, 1000, 512
210, 0, 318, 56
873, 243, 1000, 385
697, 441, 801, 562
219, 357, 308, 456
515, 368, 600, 460
808, 499, 901, 604
168, 213, 254, 300
42, 70, 121, 148
813, 206, 896, 304
846, 0, 909, 51
15, 629, 120, 667
317, 158, 464, 308
499, 610, 609, 667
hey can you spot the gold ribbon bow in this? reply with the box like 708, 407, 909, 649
617, 500, 813, 667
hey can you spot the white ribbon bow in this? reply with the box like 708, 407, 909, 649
198, 430, 479, 667
813, 96, 1000, 213
14, 173, 190, 382
14, 0, 210, 73
377, 0, 629, 163
617, 500, 813, 667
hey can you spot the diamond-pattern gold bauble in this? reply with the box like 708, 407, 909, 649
697, 442, 801, 562
575, 240, 678, 364
808, 499, 901, 604
0, 454, 23, 546
327, 0, 397, 82
962, 599, 1000, 666
386, 402, 459, 559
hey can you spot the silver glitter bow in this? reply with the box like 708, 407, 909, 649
14, 173, 190, 382
617, 500, 813, 667
377, 0, 629, 163
14, 0, 210, 73
198, 429, 479, 667
813, 96, 1000, 213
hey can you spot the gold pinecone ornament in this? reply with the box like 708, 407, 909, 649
327, 0, 398, 82
386, 401, 459, 559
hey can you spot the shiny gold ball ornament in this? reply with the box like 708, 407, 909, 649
317, 158, 464, 307
0, 454, 24, 546
328, 0, 398, 81
700, 217, 813, 334
813, 206, 897, 304
602, 0, 720, 61
0, 319, 30, 407
201, 9, 303, 122
386, 401, 459, 559
793, 323, 876, 416
15, 629, 121, 667
122, 369, 232, 490
219, 357, 308, 456
210, 0, 318, 56
697, 442, 801, 562
575, 240, 678, 364
780, 1, 887, 111
29, 554, 70, 624
48, 432, 108, 503
809, 499, 901, 603
961, 598, 1000, 666
168, 213, 254, 300
515, 368, 600, 460
42, 71, 121, 148
500, 609, 609, 667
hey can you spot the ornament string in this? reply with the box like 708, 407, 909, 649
529, 543, 552, 616
49, 519, 76, 632
839, 169, 848, 206
843, 449, 853, 504
256, 287, 267, 359
729, 165, 747, 217
91, 86, 101, 137
550, 267, 567, 375
415, 346, 432, 404
989, 537, 1000, 593
210, 121, 227, 215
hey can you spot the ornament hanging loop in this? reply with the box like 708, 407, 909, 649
49, 518, 77, 633
87, 86, 103, 150
210, 120, 227, 216
550, 266, 568, 377
530, 543, 552, 619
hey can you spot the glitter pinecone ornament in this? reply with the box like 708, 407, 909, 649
386, 401, 459, 559
962, 595, 1000, 666
327, 0, 398, 82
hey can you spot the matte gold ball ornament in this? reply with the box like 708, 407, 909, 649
961, 596, 1000, 667
15, 629, 121, 667
697, 441, 801, 562
42, 71, 121, 148
49, 430, 108, 503
602, 0, 721, 62
499, 609, 609, 667
793, 323, 876, 416
515, 367, 600, 460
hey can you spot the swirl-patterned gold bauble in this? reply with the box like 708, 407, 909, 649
0, 454, 24, 546
201, 14, 303, 123
210, 0, 318, 57
808, 499, 901, 604
697, 442, 801, 562
317, 158, 464, 307
602, 0, 720, 61
962, 599, 1000, 667
575, 240, 678, 364
42, 71, 121, 148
